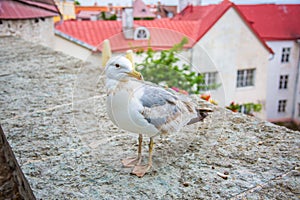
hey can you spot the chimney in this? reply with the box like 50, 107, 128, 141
108, 3, 113, 13
122, 7, 134, 39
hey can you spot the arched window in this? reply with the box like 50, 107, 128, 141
134, 27, 150, 40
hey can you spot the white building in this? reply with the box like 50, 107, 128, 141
266, 41, 300, 122
238, 4, 300, 123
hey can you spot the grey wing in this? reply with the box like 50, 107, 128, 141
140, 85, 178, 107
139, 85, 183, 131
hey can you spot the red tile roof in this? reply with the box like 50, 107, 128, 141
55, 2, 232, 52
55, 0, 274, 54
133, 0, 155, 18
173, 0, 273, 53
239, 4, 300, 40
55, 19, 201, 52
74, 6, 108, 15
0, 0, 59, 19
174, 2, 300, 41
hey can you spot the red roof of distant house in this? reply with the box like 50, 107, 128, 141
174, 2, 300, 41
55, 19, 201, 52
0, 0, 59, 19
74, 6, 108, 15
173, 0, 273, 53
238, 4, 300, 40
133, 0, 156, 18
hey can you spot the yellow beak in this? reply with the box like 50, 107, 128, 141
127, 70, 143, 80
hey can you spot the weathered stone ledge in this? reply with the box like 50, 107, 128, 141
0, 37, 299, 199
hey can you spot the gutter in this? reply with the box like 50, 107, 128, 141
54, 30, 97, 52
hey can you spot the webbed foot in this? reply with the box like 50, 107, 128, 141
122, 157, 142, 168
131, 164, 152, 177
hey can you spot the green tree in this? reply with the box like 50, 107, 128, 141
136, 38, 211, 94
74, 0, 80, 5
101, 12, 117, 20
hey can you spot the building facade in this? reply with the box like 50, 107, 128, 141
0, 0, 60, 48
266, 41, 300, 122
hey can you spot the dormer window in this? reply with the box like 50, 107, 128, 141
134, 27, 150, 40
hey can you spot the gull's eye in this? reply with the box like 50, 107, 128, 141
115, 63, 120, 68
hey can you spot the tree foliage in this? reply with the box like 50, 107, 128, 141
101, 12, 117, 20
74, 0, 80, 5
136, 37, 208, 94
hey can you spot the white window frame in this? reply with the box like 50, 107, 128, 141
279, 75, 288, 89
281, 47, 291, 63
198, 72, 218, 91
204, 72, 217, 86
134, 27, 150, 40
236, 69, 255, 88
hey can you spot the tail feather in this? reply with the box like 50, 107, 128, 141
187, 108, 212, 125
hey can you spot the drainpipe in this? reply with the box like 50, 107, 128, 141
122, 7, 134, 39
291, 39, 300, 122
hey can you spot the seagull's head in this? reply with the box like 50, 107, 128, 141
105, 56, 143, 81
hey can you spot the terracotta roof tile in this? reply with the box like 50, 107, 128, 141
0, 0, 59, 19
173, 0, 273, 53
174, 2, 300, 41
55, 19, 200, 52
239, 4, 300, 40
133, 0, 155, 18
74, 6, 107, 15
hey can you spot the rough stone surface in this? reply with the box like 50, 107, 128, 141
0, 125, 36, 199
0, 18, 55, 48
0, 36, 299, 199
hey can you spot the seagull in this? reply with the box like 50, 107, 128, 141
104, 50, 211, 177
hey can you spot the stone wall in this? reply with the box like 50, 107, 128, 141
0, 18, 55, 48
0, 125, 36, 199
0, 36, 299, 199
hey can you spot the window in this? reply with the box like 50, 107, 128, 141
281, 47, 291, 63
279, 75, 288, 89
298, 103, 300, 117
236, 69, 255, 88
278, 100, 287, 113
134, 27, 150, 40
204, 72, 217, 86
199, 72, 218, 91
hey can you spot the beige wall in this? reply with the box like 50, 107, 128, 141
54, 1, 76, 22
192, 7, 270, 119
54, 35, 102, 64
0, 18, 55, 48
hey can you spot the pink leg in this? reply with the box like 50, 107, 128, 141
122, 134, 143, 167
131, 137, 154, 177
